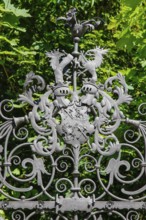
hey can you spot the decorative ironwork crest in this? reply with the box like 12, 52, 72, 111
0, 8, 146, 220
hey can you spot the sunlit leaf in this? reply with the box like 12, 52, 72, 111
12, 168, 20, 175
121, 0, 141, 9
3, 0, 31, 17
0, 36, 19, 46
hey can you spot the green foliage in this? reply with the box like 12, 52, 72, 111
0, 0, 36, 99
108, 0, 145, 55
107, 0, 146, 117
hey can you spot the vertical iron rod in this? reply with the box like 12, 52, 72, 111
74, 214, 78, 220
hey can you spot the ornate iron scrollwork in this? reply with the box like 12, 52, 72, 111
0, 9, 146, 220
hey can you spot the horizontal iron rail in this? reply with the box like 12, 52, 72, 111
0, 200, 146, 212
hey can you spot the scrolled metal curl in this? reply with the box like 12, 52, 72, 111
0, 99, 14, 120
126, 210, 139, 220
55, 178, 73, 193
132, 158, 142, 168
138, 103, 146, 116
12, 210, 26, 220
124, 129, 141, 144
79, 178, 96, 194
13, 127, 29, 141
63, 147, 73, 156
55, 155, 73, 173
10, 155, 21, 165
79, 154, 98, 173
32, 136, 55, 156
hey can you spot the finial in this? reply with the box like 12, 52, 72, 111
57, 8, 102, 40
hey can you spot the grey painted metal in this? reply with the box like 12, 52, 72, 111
0, 9, 146, 219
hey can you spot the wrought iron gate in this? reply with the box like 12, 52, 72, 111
0, 9, 146, 219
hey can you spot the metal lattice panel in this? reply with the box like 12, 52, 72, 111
0, 9, 146, 220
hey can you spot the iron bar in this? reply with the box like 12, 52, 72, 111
0, 201, 146, 211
